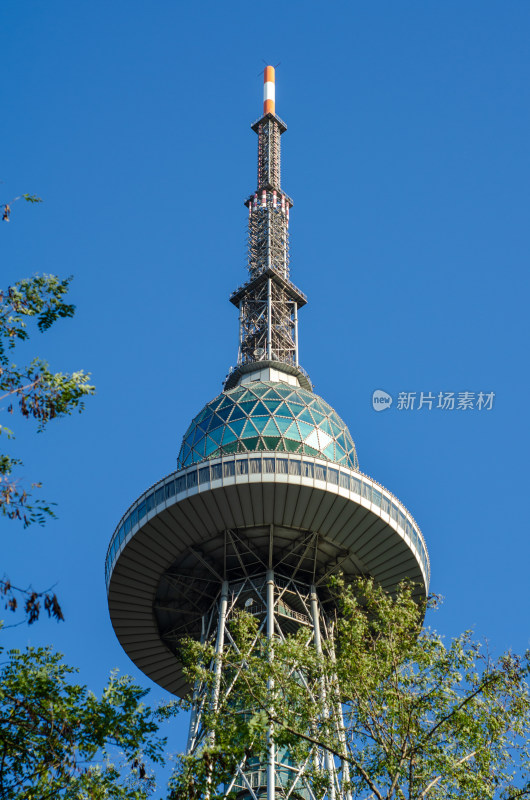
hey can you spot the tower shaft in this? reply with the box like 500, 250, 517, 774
185, 564, 344, 800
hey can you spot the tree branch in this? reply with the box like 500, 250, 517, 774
418, 750, 477, 798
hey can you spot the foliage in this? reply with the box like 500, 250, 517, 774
173, 578, 530, 800
0, 644, 169, 799
0, 272, 95, 622
1, 579, 64, 625
0, 273, 95, 527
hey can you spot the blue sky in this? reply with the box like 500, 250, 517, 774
2, 0, 530, 778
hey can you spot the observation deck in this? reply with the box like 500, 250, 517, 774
106, 451, 429, 696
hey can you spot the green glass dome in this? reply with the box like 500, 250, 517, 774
178, 381, 358, 470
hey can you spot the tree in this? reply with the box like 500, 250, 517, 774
172, 578, 530, 800
2, 193, 93, 526
0, 644, 171, 799
0, 273, 95, 621
0, 273, 94, 524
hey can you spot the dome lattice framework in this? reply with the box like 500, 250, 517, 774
178, 382, 359, 470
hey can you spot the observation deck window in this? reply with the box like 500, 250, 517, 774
155, 487, 165, 506
250, 457, 261, 474
264, 457, 275, 474
175, 475, 186, 494
409, 524, 417, 549
166, 481, 176, 499
351, 476, 361, 494
236, 459, 248, 475
187, 471, 198, 489
288, 458, 301, 475
137, 501, 146, 521
372, 488, 382, 507
146, 493, 155, 513
211, 464, 222, 481
302, 460, 314, 479
223, 461, 235, 478
277, 458, 288, 474
199, 466, 210, 484
315, 463, 327, 481
328, 467, 338, 485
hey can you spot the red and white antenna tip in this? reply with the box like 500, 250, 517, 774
263, 65, 275, 115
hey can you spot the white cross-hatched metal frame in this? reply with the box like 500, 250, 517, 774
185, 531, 347, 800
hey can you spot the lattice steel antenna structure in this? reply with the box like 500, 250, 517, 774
230, 65, 306, 377
106, 67, 430, 800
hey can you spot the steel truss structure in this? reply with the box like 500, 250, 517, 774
229, 112, 307, 370
183, 530, 351, 800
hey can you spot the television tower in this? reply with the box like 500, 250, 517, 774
106, 67, 429, 799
